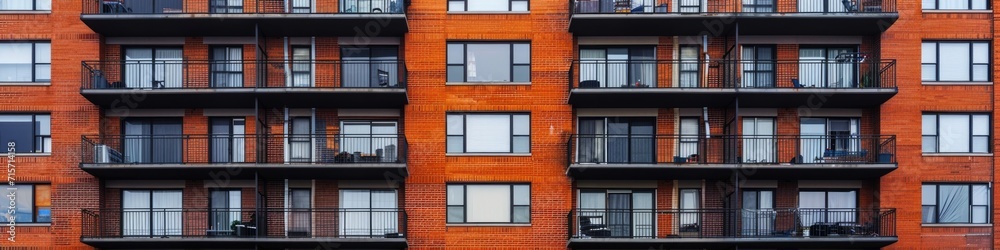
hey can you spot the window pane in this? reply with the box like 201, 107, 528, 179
939, 0, 969, 9
511, 0, 528, 11
939, 114, 971, 152
973, 65, 988, 81
447, 44, 465, 64
922, 114, 936, 135
922, 136, 937, 153
34, 43, 50, 63
512, 185, 530, 205
465, 114, 512, 152
447, 65, 465, 82
921, 65, 937, 81
447, 115, 464, 135
922, 0, 935, 9
466, 185, 511, 222
972, 115, 989, 135
938, 185, 970, 223
0, 185, 33, 222
513, 65, 530, 82
513, 136, 529, 153
0, 115, 34, 152
973, 185, 989, 205
922, 205, 936, 223
34, 64, 50, 82
467, 0, 509, 11
939, 43, 970, 81
972, 0, 987, 9
512, 206, 530, 223
972, 43, 988, 64
513, 44, 530, 64
512, 115, 529, 135
921, 43, 936, 63
36, 0, 52, 10
36, 114, 50, 135
973, 206, 988, 223
447, 185, 464, 205
466, 44, 511, 82
922, 185, 936, 205
447, 206, 465, 223
447, 136, 464, 153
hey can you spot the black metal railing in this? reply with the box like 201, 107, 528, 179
81, 134, 407, 164
571, 0, 895, 14
568, 134, 895, 165
82, 60, 407, 90
570, 59, 896, 89
570, 208, 895, 239
83, 0, 405, 15
81, 208, 406, 239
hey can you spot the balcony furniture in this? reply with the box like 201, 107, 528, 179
822, 149, 868, 163
841, 0, 858, 12
792, 78, 802, 88
863, 0, 882, 12
809, 222, 835, 236
579, 216, 611, 237
688, 154, 699, 163
377, 69, 390, 87
878, 153, 892, 163
614, 0, 631, 12
580, 80, 600, 88
674, 156, 687, 163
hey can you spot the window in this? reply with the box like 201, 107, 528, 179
124, 47, 182, 88
923, 183, 990, 224
798, 190, 857, 226
341, 46, 400, 87
448, 0, 528, 11
741, 45, 775, 88
447, 42, 530, 83
577, 189, 654, 238
340, 189, 399, 237
0, 184, 50, 223
210, 118, 246, 163
0, 42, 50, 82
341, 121, 399, 162
579, 46, 655, 88
288, 188, 311, 236
210, 46, 243, 88
923, 0, 989, 10
291, 0, 312, 12
922, 41, 989, 82
0, 0, 51, 11
447, 113, 530, 153
210, 0, 243, 13
122, 118, 182, 163
577, 117, 654, 163
122, 189, 183, 236
0, 114, 50, 153
209, 189, 241, 236
290, 46, 312, 87
679, 46, 700, 87
922, 113, 990, 153
742, 0, 774, 12
679, 117, 699, 160
447, 184, 530, 223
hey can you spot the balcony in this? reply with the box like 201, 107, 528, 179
81, 208, 406, 249
568, 59, 896, 108
80, 0, 407, 36
566, 134, 896, 180
568, 208, 897, 249
569, 0, 897, 36
80, 134, 408, 180
80, 60, 408, 108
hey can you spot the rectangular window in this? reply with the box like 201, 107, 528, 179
210, 46, 243, 88
447, 42, 530, 83
0, 42, 50, 82
0, 184, 50, 223
290, 46, 312, 87
210, 0, 243, 13
798, 190, 857, 225
922, 113, 990, 153
447, 113, 530, 153
340, 189, 399, 236
923, 0, 989, 10
122, 189, 183, 236
578, 46, 655, 88
448, 0, 528, 11
0, 0, 51, 11
209, 189, 241, 236
923, 183, 990, 224
0, 114, 50, 153
577, 189, 655, 238
922, 41, 990, 82
447, 184, 530, 223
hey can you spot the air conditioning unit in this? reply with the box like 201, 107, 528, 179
94, 145, 124, 163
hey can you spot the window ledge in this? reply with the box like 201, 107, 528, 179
10, 223, 51, 227
447, 223, 531, 227
922, 223, 992, 227
0, 82, 51, 86
922, 81, 993, 85
922, 10, 992, 14
922, 153, 993, 157
447, 11, 530, 14
446, 82, 532, 86
446, 153, 531, 157
0, 10, 51, 14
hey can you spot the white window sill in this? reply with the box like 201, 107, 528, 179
922, 223, 992, 227
446, 223, 531, 227
9, 153, 51, 157
922, 10, 993, 14
0, 82, 50, 86
446, 82, 532, 86
0, 10, 51, 14
10, 223, 51, 227
922, 81, 993, 85
922, 153, 993, 157
446, 153, 531, 157
447, 11, 530, 14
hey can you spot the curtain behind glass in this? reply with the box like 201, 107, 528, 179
938, 185, 970, 223
629, 119, 654, 163
123, 120, 151, 163
580, 49, 607, 87
124, 48, 154, 88
827, 191, 857, 223
291, 48, 312, 87
632, 192, 653, 238
210, 190, 240, 234
578, 118, 604, 163
799, 48, 824, 87
606, 49, 628, 87
742, 118, 775, 163
211, 47, 242, 87
679, 118, 699, 159
0, 43, 32, 82
800, 118, 826, 163
341, 190, 371, 236
827, 48, 856, 88
629, 48, 655, 87
939, 43, 971, 81
679, 189, 699, 229
289, 117, 311, 162
939, 115, 971, 152
122, 190, 151, 236
152, 190, 182, 236
155, 49, 183, 88
151, 121, 182, 163
0, 0, 32, 10
607, 193, 631, 237
679, 47, 700, 87
289, 189, 311, 234
578, 191, 606, 234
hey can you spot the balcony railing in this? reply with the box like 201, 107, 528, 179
82, 60, 407, 90
571, 0, 896, 14
82, 208, 406, 239
570, 59, 896, 89
568, 134, 895, 165
83, 0, 405, 14
81, 134, 407, 165
569, 208, 896, 239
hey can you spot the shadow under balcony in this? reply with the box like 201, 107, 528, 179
79, 134, 408, 180
568, 208, 897, 249
81, 208, 407, 249
569, 0, 897, 36
566, 134, 896, 180
80, 60, 408, 109
80, 0, 407, 37
567, 59, 896, 108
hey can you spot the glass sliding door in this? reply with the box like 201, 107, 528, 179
578, 117, 654, 164
210, 46, 243, 88
288, 188, 311, 236
290, 46, 312, 87
210, 0, 243, 13
209, 190, 241, 236
577, 118, 607, 163
740, 45, 775, 88
288, 117, 312, 163
123, 118, 182, 164
678, 117, 700, 160
800, 118, 859, 163
799, 47, 858, 88
741, 189, 774, 236
742, 0, 774, 12
679, 46, 700, 87
210, 118, 246, 163
678, 189, 700, 233
124, 47, 182, 89
340, 189, 398, 237
798, 0, 847, 12
578, 47, 655, 88
799, 190, 857, 226
122, 190, 182, 237
579, 190, 654, 238
342, 47, 399, 87
742, 117, 775, 163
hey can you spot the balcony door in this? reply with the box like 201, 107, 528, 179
799, 47, 858, 88
210, 118, 246, 163
122, 189, 182, 237
209, 189, 241, 236
340, 189, 398, 237
578, 117, 654, 164
341, 121, 399, 163
120, 0, 183, 14
579, 47, 655, 88
678, 117, 700, 160
124, 47, 182, 89
678, 189, 700, 233
288, 117, 312, 163
342, 47, 399, 88
679, 46, 700, 87
123, 118, 182, 164
578, 190, 654, 238
799, 190, 857, 226
797, 0, 849, 12
210, 46, 243, 88
288, 188, 312, 236
740, 45, 775, 88
742, 117, 775, 163
800, 118, 860, 163
742, 0, 774, 12
290, 46, 312, 87
741, 189, 774, 236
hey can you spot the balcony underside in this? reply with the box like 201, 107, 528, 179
566, 163, 897, 180
568, 237, 897, 249
569, 14, 898, 36
82, 237, 406, 249
567, 88, 896, 108
80, 14, 408, 37
79, 163, 408, 180
80, 88, 408, 108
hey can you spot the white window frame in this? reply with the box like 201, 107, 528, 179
447, 183, 531, 224
922, 113, 991, 153
447, 113, 530, 154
